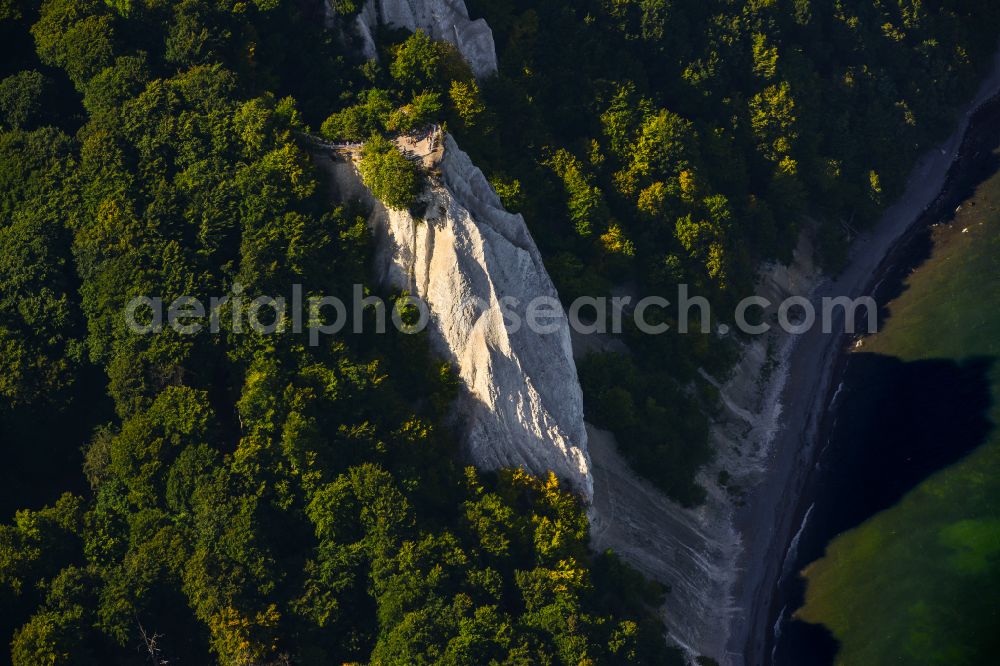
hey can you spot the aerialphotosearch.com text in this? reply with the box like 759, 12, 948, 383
125, 283, 878, 345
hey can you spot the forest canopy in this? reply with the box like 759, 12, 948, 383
1, 0, 998, 663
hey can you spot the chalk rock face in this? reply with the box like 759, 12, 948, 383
323, 134, 592, 500
340, 0, 498, 79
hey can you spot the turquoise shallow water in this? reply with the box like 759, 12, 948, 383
788, 155, 1000, 664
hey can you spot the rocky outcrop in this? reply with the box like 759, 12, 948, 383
317, 133, 593, 501
326, 0, 499, 79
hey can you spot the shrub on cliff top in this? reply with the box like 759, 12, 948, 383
359, 133, 420, 210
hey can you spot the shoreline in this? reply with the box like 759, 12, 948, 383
767, 92, 1000, 664
727, 48, 1000, 666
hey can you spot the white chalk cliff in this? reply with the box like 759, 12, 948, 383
317, 134, 593, 501
325, 0, 499, 79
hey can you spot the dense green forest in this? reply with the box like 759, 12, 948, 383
1, 0, 998, 664
0, 1, 675, 664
